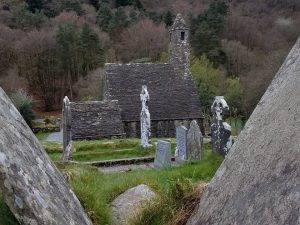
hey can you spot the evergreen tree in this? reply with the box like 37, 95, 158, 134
97, 2, 113, 31
191, 0, 229, 66
25, 0, 44, 12
80, 23, 104, 72
164, 11, 173, 27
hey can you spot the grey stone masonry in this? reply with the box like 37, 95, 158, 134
170, 13, 190, 78
154, 140, 171, 169
68, 99, 125, 140
62, 96, 71, 152
140, 85, 152, 148
175, 125, 188, 162
186, 38, 300, 225
211, 96, 232, 156
0, 87, 93, 225
187, 120, 204, 161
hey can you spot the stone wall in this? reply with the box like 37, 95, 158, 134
124, 119, 204, 138
63, 100, 125, 141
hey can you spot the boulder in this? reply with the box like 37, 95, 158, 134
0, 88, 93, 225
111, 184, 156, 225
187, 38, 300, 225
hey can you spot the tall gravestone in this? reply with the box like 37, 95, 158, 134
187, 120, 204, 161
154, 140, 171, 169
211, 96, 232, 156
140, 85, 152, 148
175, 125, 188, 162
0, 88, 93, 225
187, 38, 300, 225
62, 96, 72, 152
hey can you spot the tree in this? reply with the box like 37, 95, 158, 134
56, 22, 80, 100
25, 0, 44, 12
225, 78, 243, 116
191, 55, 224, 113
117, 19, 168, 62
10, 89, 35, 128
80, 23, 105, 73
190, 0, 229, 65
12, 3, 48, 29
97, 2, 113, 31
163, 10, 173, 27
17, 28, 60, 111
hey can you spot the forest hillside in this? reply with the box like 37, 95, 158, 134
0, 0, 299, 118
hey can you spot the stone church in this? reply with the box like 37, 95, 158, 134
103, 14, 203, 138
64, 14, 203, 140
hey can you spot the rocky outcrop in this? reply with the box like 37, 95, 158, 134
0, 88, 93, 225
110, 184, 156, 225
186, 38, 300, 225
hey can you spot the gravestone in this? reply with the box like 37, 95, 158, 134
62, 96, 72, 151
60, 141, 74, 163
0, 87, 93, 225
187, 120, 204, 161
154, 140, 171, 169
140, 85, 152, 148
211, 96, 232, 156
175, 125, 188, 162
186, 38, 300, 225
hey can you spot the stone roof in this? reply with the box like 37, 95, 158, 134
105, 63, 203, 122
170, 13, 189, 31
70, 100, 125, 139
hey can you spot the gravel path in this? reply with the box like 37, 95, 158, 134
43, 130, 63, 143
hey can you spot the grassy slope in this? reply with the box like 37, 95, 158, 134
0, 138, 222, 225
43, 138, 177, 162
70, 143, 222, 225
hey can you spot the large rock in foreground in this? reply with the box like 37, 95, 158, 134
111, 184, 156, 225
187, 39, 300, 225
0, 88, 93, 225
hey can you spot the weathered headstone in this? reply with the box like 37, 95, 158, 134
62, 96, 72, 151
0, 88, 93, 225
186, 38, 300, 225
60, 140, 74, 163
154, 140, 171, 169
140, 85, 152, 148
175, 125, 188, 162
211, 96, 232, 156
187, 120, 204, 161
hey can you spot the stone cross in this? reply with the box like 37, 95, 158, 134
154, 140, 171, 169
175, 125, 188, 162
211, 96, 233, 156
140, 85, 152, 148
187, 120, 204, 161
62, 96, 72, 152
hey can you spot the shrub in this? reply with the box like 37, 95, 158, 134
10, 89, 36, 128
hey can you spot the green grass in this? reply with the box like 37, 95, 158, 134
0, 197, 18, 225
35, 132, 51, 141
42, 138, 177, 162
0, 139, 222, 225
70, 143, 222, 225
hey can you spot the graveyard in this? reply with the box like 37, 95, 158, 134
1, 2, 300, 225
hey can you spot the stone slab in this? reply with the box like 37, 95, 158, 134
154, 140, 171, 169
0, 87, 92, 225
186, 37, 300, 225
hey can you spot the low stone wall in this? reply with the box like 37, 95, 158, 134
63, 99, 125, 144
124, 119, 204, 138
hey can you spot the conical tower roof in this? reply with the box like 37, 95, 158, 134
170, 13, 189, 31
